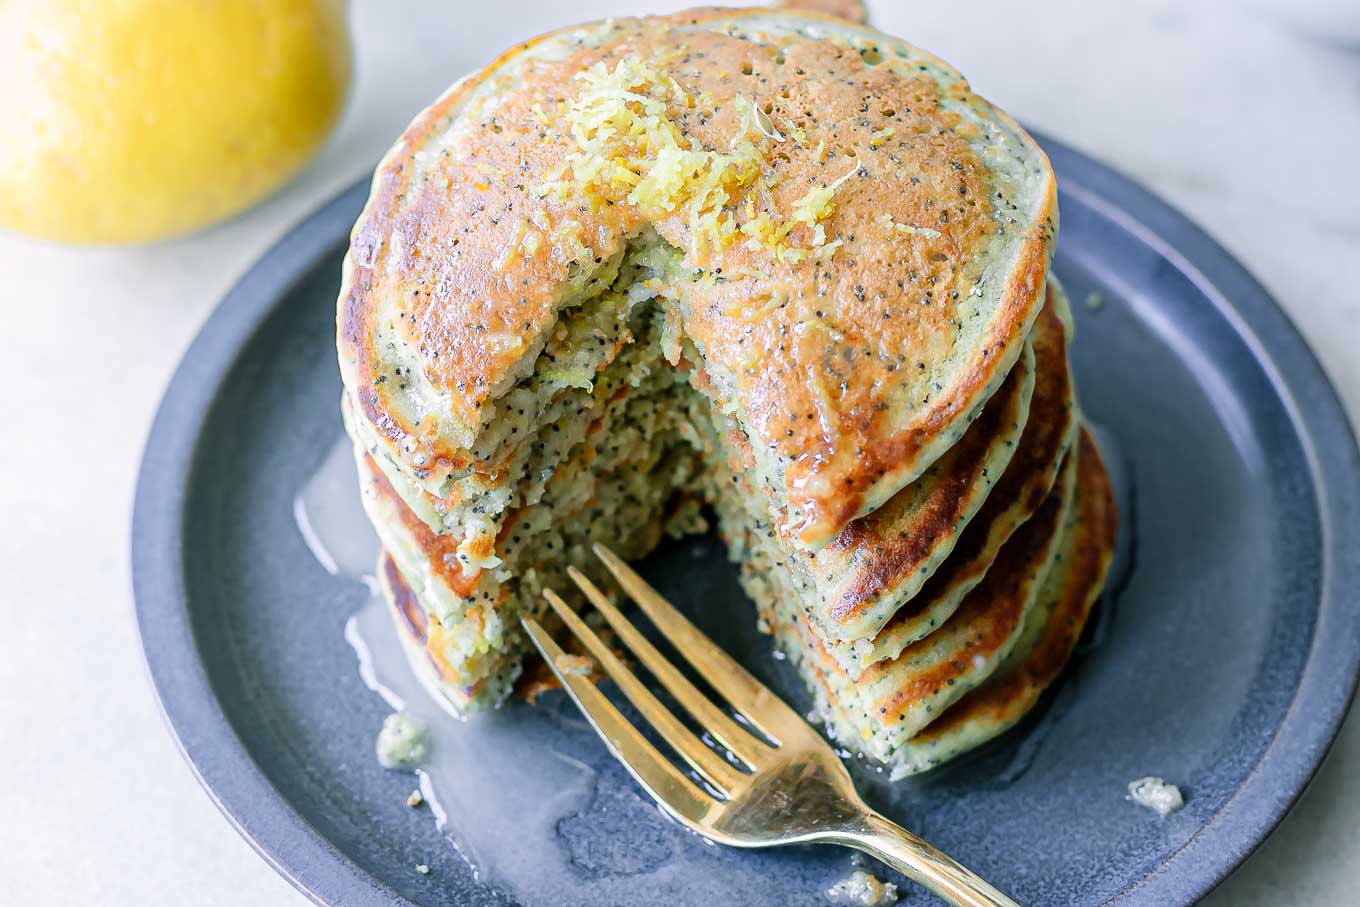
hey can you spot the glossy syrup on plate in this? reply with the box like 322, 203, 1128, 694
294, 439, 865, 904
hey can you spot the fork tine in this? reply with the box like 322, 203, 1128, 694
592, 543, 809, 745
540, 590, 744, 796
566, 566, 767, 769
521, 616, 716, 826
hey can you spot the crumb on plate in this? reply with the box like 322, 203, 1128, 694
375, 711, 430, 770
554, 653, 595, 677
828, 869, 898, 905
1128, 776, 1184, 816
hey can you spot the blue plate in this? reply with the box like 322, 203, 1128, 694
132, 136, 1360, 906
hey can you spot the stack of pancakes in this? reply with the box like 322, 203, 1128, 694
337, 8, 1116, 776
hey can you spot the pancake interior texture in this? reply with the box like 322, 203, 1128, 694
336, 7, 1116, 775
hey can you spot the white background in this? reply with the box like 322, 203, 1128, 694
2, 0, 1357, 903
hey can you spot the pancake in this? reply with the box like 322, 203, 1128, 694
824, 284, 1076, 674
768, 442, 1077, 763
337, 7, 1058, 554
357, 438, 525, 703
337, 7, 1117, 778
888, 429, 1118, 776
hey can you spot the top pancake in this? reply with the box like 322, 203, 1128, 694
337, 7, 1058, 549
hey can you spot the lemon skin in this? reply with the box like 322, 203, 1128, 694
0, 0, 351, 245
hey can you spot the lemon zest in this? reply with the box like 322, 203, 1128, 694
551, 57, 851, 264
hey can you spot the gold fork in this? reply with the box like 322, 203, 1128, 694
521, 544, 1021, 907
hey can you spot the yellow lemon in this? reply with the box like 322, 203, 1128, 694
0, 0, 351, 245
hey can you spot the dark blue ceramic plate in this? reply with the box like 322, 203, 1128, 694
133, 136, 1360, 906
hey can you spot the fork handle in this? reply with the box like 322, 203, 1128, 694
838, 810, 1022, 907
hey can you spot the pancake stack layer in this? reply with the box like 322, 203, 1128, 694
338, 8, 1116, 776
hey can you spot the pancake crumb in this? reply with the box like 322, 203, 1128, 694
406, 790, 424, 808
376, 711, 430, 769
828, 869, 898, 905
1127, 776, 1184, 816
554, 653, 596, 677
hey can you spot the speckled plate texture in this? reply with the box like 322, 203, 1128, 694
133, 135, 1360, 906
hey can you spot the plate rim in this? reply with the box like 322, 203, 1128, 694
131, 133, 1360, 907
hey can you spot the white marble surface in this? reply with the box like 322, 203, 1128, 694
1, 0, 1356, 903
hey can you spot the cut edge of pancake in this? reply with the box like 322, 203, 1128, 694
375, 550, 509, 711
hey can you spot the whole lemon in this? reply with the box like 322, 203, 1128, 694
0, 0, 351, 245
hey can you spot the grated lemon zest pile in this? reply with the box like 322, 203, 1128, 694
547, 57, 850, 263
